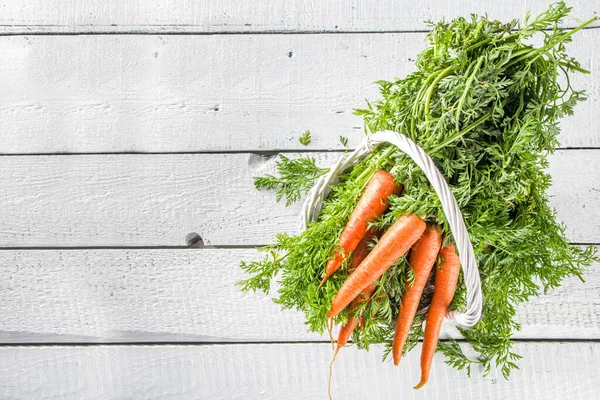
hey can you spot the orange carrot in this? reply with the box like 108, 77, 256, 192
347, 229, 377, 275
336, 284, 377, 347
326, 213, 426, 319
392, 225, 442, 365
328, 289, 378, 400
327, 300, 372, 398
319, 171, 401, 288
414, 243, 461, 389
328, 231, 379, 398
335, 231, 378, 348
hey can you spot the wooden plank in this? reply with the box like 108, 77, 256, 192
546, 150, 600, 244
0, 31, 598, 154
0, 248, 597, 343
0, 150, 597, 247
0, 343, 598, 399
1, 0, 598, 34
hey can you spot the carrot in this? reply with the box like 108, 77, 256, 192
326, 213, 426, 319
414, 243, 461, 389
392, 225, 442, 365
328, 232, 378, 399
328, 287, 378, 400
319, 170, 401, 288
336, 284, 377, 347
345, 231, 379, 322
347, 229, 377, 275
334, 230, 378, 349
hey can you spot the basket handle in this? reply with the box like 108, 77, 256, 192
299, 130, 482, 327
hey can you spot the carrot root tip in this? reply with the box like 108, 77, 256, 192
328, 346, 341, 400
413, 379, 427, 390
317, 277, 327, 291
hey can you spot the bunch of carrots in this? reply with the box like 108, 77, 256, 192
322, 170, 461, 392
241, 3, 599, 388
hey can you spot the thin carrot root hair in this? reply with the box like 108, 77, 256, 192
328, 344, 341, 400
327, 319, 334, 350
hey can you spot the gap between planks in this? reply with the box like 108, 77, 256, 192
0, 25, 600, 36
0, 25, 598, 37
1, 0, 599, 39
0, 147, 599, 157
0, 149, 343, 157
1, 338, 600, 347
0, 28, 431, 37
0, 241, 597, 250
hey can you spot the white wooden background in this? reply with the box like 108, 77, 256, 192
0, 1, 599, 399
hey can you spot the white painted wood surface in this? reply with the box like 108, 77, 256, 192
0, 248, 597, 343
1, 0, 599, 397
1, 0, 598, 34
0, 151, 596, 247
0, 30, 598, 153
0, 343, 598, 399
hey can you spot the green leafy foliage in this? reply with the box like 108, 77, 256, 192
340, 135, 349, 147
240, 2, 598, 378
253, 155, 328, 206
299, 130, 312, 145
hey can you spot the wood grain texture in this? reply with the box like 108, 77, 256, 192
0, 30, 598, 153
0, 0, 597, 394
1, 0, 598, 34
0, 248, 597, 343
0, 343, 598, 399
0, 151, 597, 247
